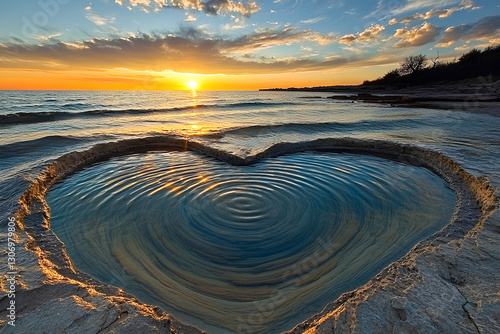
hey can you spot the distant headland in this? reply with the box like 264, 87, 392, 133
261, 45, 500, 116
261, 45, 499, 91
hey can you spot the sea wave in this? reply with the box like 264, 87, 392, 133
57, 102, 96, 110
206, 119, 418, 138
0, 101, 298, 126
0, 134, 119, 159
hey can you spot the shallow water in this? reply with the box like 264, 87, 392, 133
1, 90, 498, 333
47, 150, 455, 333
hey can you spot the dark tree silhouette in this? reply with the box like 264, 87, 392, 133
459, 48, 481, 63
399, 55, 428, 75
362, 45, 500, 87
430, 52, 440, 69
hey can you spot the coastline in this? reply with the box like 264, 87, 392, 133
2, 3, 500, 333
1, 136, 497, 334
261, 81, 500, 116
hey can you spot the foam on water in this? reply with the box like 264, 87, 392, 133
47, 150, 456, 333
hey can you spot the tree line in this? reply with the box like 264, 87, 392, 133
363, 45, 500, 87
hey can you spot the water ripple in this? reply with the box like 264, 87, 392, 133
47, 150, 456, 333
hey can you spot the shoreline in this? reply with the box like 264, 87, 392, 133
1, 136, 497, 333
261, 82, 500, 116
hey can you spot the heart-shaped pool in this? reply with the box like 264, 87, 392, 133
46, 150, 455, 333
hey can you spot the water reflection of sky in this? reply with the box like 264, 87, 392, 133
47, 150, 455, 333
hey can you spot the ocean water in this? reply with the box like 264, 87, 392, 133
46, 150, 455, 333
1, 90, 499, 333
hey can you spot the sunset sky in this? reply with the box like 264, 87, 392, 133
1, 0, 499, 90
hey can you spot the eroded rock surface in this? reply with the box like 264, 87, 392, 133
1, 137, 498, 334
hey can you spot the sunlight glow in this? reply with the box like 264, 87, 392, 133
188, 81, 198, 90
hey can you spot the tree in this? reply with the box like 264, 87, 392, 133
430, 51, 440, 69
458, 48, 481, 63
382, 69, 400, 81
399, 55, 428, 75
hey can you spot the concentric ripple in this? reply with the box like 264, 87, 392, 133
47, 150, 456, 333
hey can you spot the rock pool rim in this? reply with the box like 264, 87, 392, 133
13, 136, 498, 334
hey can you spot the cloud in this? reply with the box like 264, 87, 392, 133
391, 0, 478, 25
465, 16, 500, 39
221, 23, 247, 30
0, 27, 339, 75
300, 16, 326, 25
339, 25, 385, 45
366, 0, 461, 20
115, 0, 261, 16
475, 38, 500, 49
393, 22, 442, 47
61, 42, 90, 49
437, 15, 500, 47
454, 44, 469, 51
436, 25, 471, 47
391, 0, 461, 16
184, 15, 197, 22
85, 5, 116, 26
358, 25, 385, 42
34, 33, 63, 41
339, 34, 356, 44
220, 26, 336, 54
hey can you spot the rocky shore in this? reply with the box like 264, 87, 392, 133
263, 81, 500, 116
0, 136, 498, 333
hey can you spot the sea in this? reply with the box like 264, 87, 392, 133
1, 90, 499, 333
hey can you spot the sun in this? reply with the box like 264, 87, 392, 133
188, 81, 198, 90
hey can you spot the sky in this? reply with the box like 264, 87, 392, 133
0, 0, 499, 90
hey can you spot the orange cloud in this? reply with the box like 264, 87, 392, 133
437, 15, 500, 47
221, 26, 335, 55
0, 27, 340, 75
393, 22, 442, 47
339, 25, 385, 45
390, 0, 477, 25
116, 0, 261, 16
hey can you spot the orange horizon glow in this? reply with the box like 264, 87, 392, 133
2, 0, 497, 92
0, 64, 396, 91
